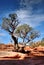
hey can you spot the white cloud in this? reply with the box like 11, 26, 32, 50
15, 0, 44, 27
16, 9, 44, 27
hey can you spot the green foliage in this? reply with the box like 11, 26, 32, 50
38, 38, 44, 46
41, 38, 44, 46
2, 13, 19, 33
31, 41, 44, 48
15, 24, 39, 43
9, 13, 17, 21
40, 42, 44, 46
2, 18, 11, 30
2, 13, 19, 51
31, 43, 40, 48
2, 13, 40, 46
16, 24, 32, 41
30, 31, 40, 40
16, 24, 32, 34
41, 38, 44, 42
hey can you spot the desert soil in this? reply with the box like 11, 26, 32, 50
0, 51, 44, 65
0, 56, 44, 65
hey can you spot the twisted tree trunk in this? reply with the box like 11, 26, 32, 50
11, 35, 18, 51
8, 29, 18, 51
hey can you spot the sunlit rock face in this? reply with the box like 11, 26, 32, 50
34, 46, 44, 51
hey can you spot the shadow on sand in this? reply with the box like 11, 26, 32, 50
0, 56, 44, 65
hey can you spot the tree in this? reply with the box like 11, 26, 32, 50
15, 24, 32, 42
41, 38, 44, 42
41, 38, 44, 45
2, 13, 19, 51
30, 30, 40, 40
15, 24, 40, 45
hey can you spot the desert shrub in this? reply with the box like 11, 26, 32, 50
40, 42, 44, 46
31, 41, 44, 48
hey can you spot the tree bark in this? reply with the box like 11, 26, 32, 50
7, 29, 18, 51
11, 35, 18, 51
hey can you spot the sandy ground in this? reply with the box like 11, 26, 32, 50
0, 56, 44, 65
0, 51, 44, 65
0, 45, 44, 65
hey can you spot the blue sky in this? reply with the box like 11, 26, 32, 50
0, 0, 44, 44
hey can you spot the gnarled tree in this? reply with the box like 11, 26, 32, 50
15, 24, 40, 45
15, 24, 32, 42
2, 13, 19, 51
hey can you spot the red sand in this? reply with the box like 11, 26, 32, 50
0, 44, 44, 65
0, 56, 44, 65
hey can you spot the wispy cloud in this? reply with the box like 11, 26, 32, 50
16, 9, 44, 27
14, 0, 44, 27
0, 0, 44, 28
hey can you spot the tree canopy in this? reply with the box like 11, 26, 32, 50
2, 13, 19, 50
15, 24, 39, 43
2, 13, 40, 46
2, 13, 19, 34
